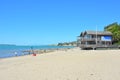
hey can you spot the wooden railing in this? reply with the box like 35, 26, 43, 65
80, 44, 113, 48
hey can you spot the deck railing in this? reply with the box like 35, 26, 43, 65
80, 44, 113, 48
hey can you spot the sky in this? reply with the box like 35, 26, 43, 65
0, 0, 120, 45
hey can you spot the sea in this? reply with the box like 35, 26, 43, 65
0, 45, 74, 58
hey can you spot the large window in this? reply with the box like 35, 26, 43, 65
87, 41, 96, 45
85, 34, 91, 39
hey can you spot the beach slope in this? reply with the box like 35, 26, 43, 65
0, 48, 120, 80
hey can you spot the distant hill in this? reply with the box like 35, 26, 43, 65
0, 44, 16, 46
57, 41, 77, 46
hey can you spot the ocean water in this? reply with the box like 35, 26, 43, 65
0, 45, 74, 58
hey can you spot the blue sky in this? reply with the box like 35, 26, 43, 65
0, 0, 120, 45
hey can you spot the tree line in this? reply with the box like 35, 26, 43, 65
58, 41, 77, 46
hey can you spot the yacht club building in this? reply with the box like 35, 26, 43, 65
77, 31, 113, 49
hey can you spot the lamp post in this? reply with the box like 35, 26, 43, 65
96, 26, 98, 46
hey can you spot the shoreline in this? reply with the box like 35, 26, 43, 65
0, 47, 74, 59
1, 46, 120, 59
1, 47, 120, 61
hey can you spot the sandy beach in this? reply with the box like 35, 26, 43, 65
0, 48, 120, 80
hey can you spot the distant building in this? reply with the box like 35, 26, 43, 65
77, 31, 113, 49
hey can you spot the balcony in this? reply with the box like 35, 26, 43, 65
80, 38, 101, 41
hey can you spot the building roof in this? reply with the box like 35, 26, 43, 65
86, 31, 112, 35
80, 30, 112, 37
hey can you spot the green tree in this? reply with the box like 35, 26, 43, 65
104, 22, 120, 44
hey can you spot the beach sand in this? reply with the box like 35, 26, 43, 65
0, 48, 120, 80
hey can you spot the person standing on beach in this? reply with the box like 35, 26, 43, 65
14, 52, 18, 56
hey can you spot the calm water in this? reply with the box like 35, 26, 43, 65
0, 45, 74, 58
